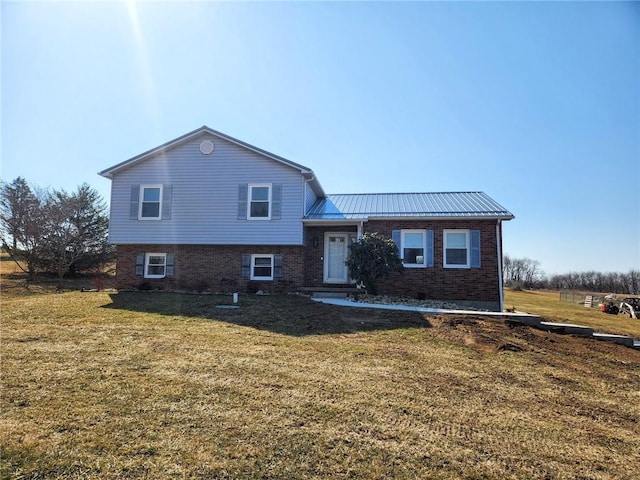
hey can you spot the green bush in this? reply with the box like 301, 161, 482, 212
345, 233, 403, 295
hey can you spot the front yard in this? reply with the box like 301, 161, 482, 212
1, 289, 639, 479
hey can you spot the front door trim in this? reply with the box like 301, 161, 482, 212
323, 232, 350, 283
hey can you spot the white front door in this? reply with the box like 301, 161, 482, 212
324, 233, 350, 283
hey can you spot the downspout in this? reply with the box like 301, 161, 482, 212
355, 220, 365, 289
496, 219, 504, 312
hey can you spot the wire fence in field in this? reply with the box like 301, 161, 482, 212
559, 291, 607, 308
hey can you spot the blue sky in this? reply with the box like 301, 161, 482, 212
2, 1, 639, 275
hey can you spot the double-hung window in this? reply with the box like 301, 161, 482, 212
250, 254, 274, 280
401, 230, 427, 267
248, 184, 271, 220
145, 253, 167, 278
139, 185, 162, 220
444, 230, 470, 268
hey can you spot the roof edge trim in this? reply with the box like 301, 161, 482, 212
99, 125, 314, 179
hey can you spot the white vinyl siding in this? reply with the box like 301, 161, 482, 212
304, 180, 318, 214
108, 134, 306, 245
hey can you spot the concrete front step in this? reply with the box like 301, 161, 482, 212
299, 286, 364, 299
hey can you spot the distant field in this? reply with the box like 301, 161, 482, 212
2, 282, 639, 479
504, 289, 640, 338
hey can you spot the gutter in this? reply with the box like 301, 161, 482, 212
303, 215, 514, 222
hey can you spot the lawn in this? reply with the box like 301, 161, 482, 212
1, 286, 639, 479
504, 288, 640, 338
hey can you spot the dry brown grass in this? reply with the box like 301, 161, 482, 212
504, 289, 640, 338
1, 283, 639, 479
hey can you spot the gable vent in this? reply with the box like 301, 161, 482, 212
200, 140, 214, 155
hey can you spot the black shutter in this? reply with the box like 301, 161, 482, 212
238, 184, 248, 220
130, 185, 140, 220
271, 184, 282, 220
470, 230, 481, 268
166, 254, 175, 277
391, 230, 401, 257
135, 253, 145, 276
241, 254, 251, 278
161, 185, 173, 220
274, 254, 283, 279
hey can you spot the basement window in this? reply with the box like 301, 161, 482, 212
250, 254, 274, 280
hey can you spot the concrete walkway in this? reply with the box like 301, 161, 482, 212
311, 297, 640, 349
311, 297, 539, 318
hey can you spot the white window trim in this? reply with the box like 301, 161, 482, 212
401, 229, 427, 268
443, 229, 470, 269
247, 183, 272, 220
144, 253, 167, 278
139, 184, 163, 220
250, 254, 274, 280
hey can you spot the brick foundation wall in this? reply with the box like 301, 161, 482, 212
116, 244, 305, 293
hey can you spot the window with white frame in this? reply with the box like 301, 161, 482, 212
444, 230, 470, 268
401, 230, 426, 266
250, 254, 274, 280
139, 185, 162, 220
248, 184, 271, 220
145, 253, 167, 278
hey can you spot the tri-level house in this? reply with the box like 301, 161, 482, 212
99, 126, 514, 311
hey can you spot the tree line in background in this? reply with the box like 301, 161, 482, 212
0, 177, 114, 281
503, 254, 640, 295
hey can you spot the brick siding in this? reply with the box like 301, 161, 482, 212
363, 220, 502, 308
116, 244, 305, 293
303, 220, 503, 310
115, 219, 503, 310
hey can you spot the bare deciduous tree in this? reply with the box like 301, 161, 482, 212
0, 177, 48, 278
1, 178, 113, 282
503, 254, 543, 288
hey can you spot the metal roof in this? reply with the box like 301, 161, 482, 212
304, 192, 514, 221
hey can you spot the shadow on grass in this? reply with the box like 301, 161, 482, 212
102, 291, 431, 337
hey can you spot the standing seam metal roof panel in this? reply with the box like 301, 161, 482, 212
304, 192, 514, 220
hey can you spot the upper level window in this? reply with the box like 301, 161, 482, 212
248, 184, 271, 220
140, 185, 162, 220
401, 230, 426, 267
444, 229, 470, 268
